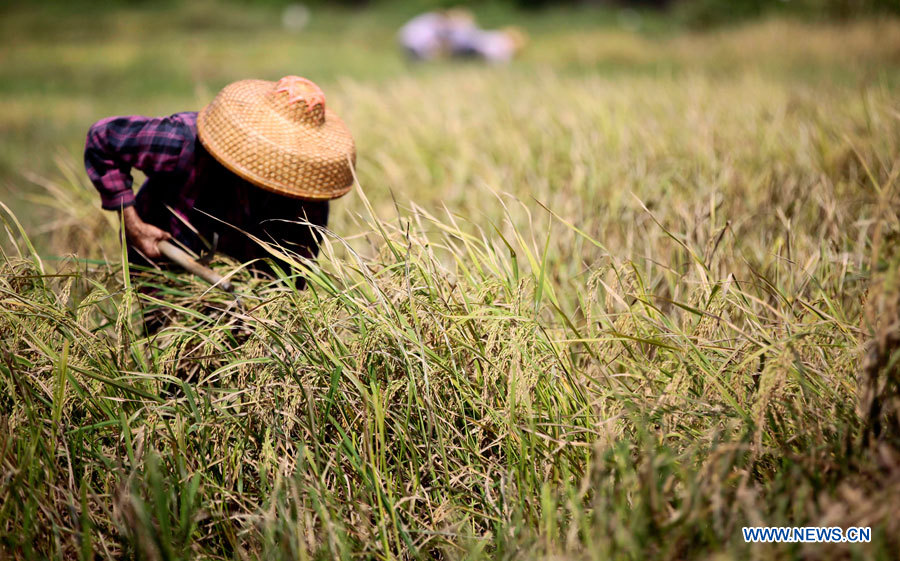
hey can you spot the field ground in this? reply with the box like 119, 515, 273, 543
2, 2, 900, 559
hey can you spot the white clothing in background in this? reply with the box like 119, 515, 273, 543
398, 12, 447, 60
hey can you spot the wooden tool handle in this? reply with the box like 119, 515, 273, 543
157, 240, 234, 293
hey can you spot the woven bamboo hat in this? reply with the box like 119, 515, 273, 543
197, 76, 356, 200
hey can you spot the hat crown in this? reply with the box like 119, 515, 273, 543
271, 76, 326, 127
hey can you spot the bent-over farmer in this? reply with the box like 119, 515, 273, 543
84, 75, 355, 283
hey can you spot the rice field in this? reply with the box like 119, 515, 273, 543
1, 3, 900, 559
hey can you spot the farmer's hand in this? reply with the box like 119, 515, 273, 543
121, 206, 171, 259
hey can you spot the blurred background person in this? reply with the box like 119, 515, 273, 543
447, 25, 528, 63
398, 7, 476, 61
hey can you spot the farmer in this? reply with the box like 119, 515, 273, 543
84, 76, 355, 282
398, 8, 476, 61
398, 9, 527, 63
447, 26, 528, 63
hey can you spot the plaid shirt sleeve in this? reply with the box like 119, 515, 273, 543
84, 114, 193, 210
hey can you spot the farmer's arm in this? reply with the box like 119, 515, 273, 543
84, 115, 190, 258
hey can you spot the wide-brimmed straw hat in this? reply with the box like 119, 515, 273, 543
197, 76, 356, 200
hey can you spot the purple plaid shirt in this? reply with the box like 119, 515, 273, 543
84, 112, 328, 273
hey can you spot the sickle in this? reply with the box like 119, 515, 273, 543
157, 240, 234, 293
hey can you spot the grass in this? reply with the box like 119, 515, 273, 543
2, 1, 900, 559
